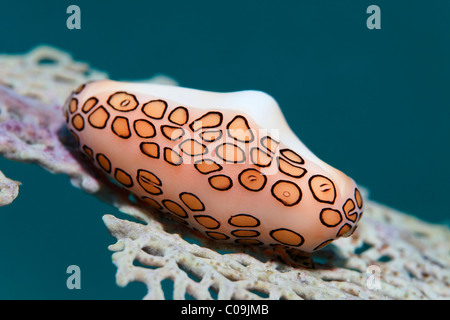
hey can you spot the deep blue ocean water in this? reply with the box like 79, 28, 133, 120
0, 0, 449, 299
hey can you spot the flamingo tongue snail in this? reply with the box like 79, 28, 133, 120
64, 80, 363, 253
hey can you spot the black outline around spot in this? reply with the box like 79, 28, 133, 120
75, 83, 86, 94
189, 111, 223, 132
141, 196, 162, 210
96, 153, 111, 173
308, 175, 336, 204
269, 228, 304, 247
313, 239, 334, 251
107, 91, 139, 112
82, 97, 98, 113
215, 143, 246, 164
71, 113, 85, 131
139, 142, 160, 159
271, 180, 302, 207
319, 208, 343, 228
137, 169, 162, 186
69, 98, 78, 114
194, 159, 223, 175
114, 168, 134, 188
200, 129, 223, 143
234, 239, 263, 246
347, 212, 358, 223
205, 231, 230, 240
88, 106, 110, 129
231, 229, 260, 238
250, 147, 272, 167
228, 214, 261, 228
133, 119, 156, 138
194, 215, 220, 229
208, 174, 233, 191
160, 125, 185, 141
137, 169, 163, 195
280, 148, 304, 164
336, 223, 352, 237
343, 198, 358, 222
162, 199, 188, 218
357, 211, 364, 222
226, 115, 254, 143
168, 106, 189, 125
238, 168, 267, 192
343, 198, 356, 214
111, 116, 131, 139
179, 139, 208, 157
179, 192, 205, 211
163, 147, 183, 166
277, 156, 307, 178
82, 145, 94, 159
141, 99, 168, 119
355, 188, 363, 209
260, 136, 279, 154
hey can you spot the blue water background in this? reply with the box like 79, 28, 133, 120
0, 0, 449, 299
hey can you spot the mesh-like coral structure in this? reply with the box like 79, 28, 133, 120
0, 46, 449, 299
0, 169, 19, 207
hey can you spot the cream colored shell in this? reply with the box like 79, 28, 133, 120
64, 80, 363, 252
